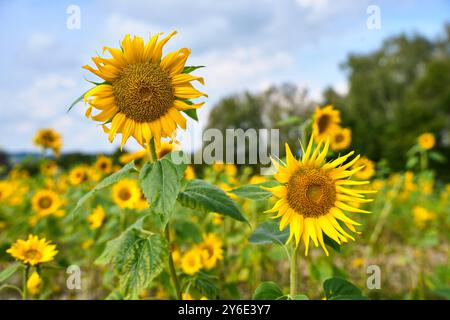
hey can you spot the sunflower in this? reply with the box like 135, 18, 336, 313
7, 234, 58, 266
112, 179, 141, 209
33, 128, 62, 156
119, 149, 149, 164
83, 31, 207, 149
418, 132, 435, 150
68, 166, 90, 185
27, 271, 42, 295
197, 233, 223, 269
31, 190, 62, 217
353, 156, 375, 180
412, 206, 436, 228
264, 135, 373, 256
135, 192, 149, 211
184, 165, 196, 180
95, 155, 113, 175
87, 205, 106, 230
330, 127, 351, 151
41, 160, 58, 176
0, 181, 13, 203
312, 105, 341, 142
157, 141, 178, 159
181, 248, 202, 275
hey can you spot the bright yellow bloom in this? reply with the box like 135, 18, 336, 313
33, 128, 62, 156
182, 293, 194, 300
81, 239, 94, 249
413, 206, 435, 228
83, 31, 207, 149
41, 160, 58, 176
27, 271, 43, 295
418, 132, 435, 150
95, 155, 113, 175
172, 248, 181, 266
31, 190, 62, 217
112, 179, 141, 209
249, 175, 267, 185
87, 205, 106, 229
181, 248, 202, 275
157, 141, 178, 159
265, 135, 373, 256
225, 164, 237, 176
353, 156, 375, 180
0, 181, 13, 203
197, 234, 223, 269
212, 162, 225, 172
7, 235, 58, 266
330, 127, 351, 151
119, 149, 149, 164
312, 105, 341, 142
69, 165, 90, 185
212, 213, 224, 225
184, 165, 196, 180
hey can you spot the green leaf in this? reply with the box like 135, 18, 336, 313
0, 263, 21, 283
406, 156, 419, 169
182, 109, 198, 121
174, 220, 202, 242
191, 272, 219, 298
323, 277, 365, 300
67, 88, 91, 113
430, 288, 450, 299
96, 218, 168, 299
230, 181, 277, 200
72, 161, 137, 215
162, 151, 188, 179
177, 179, 248, 223
249, 220, 289, 246
182, 65, 205, 74
323, 234, 341, 253
119, 233, 168, 299
139, 158, 183, 223
276, 116, 301, 127
105, 290, 124, 300
429, 151, 446, 163
252, 282, 284, 300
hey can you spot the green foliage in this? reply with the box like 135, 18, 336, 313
230, 181, 277, 200
0, 263, 21, 283
249, 220, 289, 246
190, 272, 219, 298
182, 65, 205, 74
323, 277, 367, 300
139, 158, 184, 226
252, 281, 284, 300
72, 161, 137, 215
96, 218, 168, 299
177, 179, 248, 223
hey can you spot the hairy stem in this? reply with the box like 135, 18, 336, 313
165, 224, 182, 300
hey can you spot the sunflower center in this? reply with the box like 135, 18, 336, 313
286, 168, 336, 217
38, 196, 52, 209
334, 133, 344, 143
119, 188, 131, 201
317, 115, 331, 134
24, 249, 42, 261
112, 62, 174, 123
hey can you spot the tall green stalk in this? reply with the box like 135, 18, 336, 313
289, 242, 299, 297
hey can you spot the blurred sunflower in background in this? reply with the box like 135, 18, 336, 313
83, 31, 207, 148
7, 234, 58, 266
181, 248, 202, 275
312, 105, 341, 142
418, 132, 435, 150
157, 141, 179, 159
112, 179, 141, 209
0, 181, 13, 203
68, 166, 90, 185
31, 190, 62, 217
40, 160, 58, 176
330, 127, 352, 151
95, 156, 113, 175
27, 271, 42, 296
353, 156, 375, 180
197, 233, 223, 269
265, 136, 373, 256
87, 205, 106, 230
33, 128, 62, 156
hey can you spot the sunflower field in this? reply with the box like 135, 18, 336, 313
0, 20, 449, 303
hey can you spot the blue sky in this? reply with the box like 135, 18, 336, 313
0, 0, 449, 153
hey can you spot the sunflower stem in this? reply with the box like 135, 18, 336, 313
22, 264, 30, 300
148, 138, 158, 163
289, 242, 299, 298
165, 223, 182, 300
